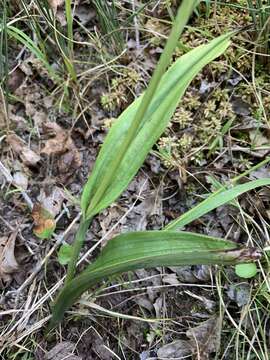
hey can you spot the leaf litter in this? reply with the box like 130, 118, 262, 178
45, 341, 82, 360
0, 232, 19, 283
41, 122, 82, 182
6, 133, 41, 167
157, 317, 221, 359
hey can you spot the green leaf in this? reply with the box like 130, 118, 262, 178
165, 178, 270, 231
5, 26, 58, 81
81, 32, 231, 220
66, 0, 198, 283
235, 263, 258, 279
49, 230, 258, 329
58, 244, 73, 265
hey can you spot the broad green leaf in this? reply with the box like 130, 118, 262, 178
66, 0, 197, 283
235, 263, 258, 278
165, 178, 270, 231
81, 33, 232, 220
49, 230, 258, 328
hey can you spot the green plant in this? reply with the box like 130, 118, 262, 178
195, 0, 211, 17
48, 0, 270, 329
0, 0, 8, 90
235, 263, 258, 278
247, 0, 270, 66
93, 0, 124, 55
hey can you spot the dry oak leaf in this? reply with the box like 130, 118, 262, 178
41, 122, 75, 156
6, 134, 40, 166
0, 232, 19, 282
41, 122, 81, 179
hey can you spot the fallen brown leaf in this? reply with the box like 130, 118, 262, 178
37, 186, 64, 217
47, 0, 64, 13
6, 134, 40, 167
186, 316, 221, 360
7, 68, 25, 92
157, 317, 222, 359
41, 122, 73, 155
157, 340, 193, 359
13, 171, 28, 190
46, 341, 82, 360
0, 232, 19, 283
41, 122, 81, 182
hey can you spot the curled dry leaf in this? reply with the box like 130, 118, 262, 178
0, 232, 19, 283
6, 134, 40, 167
41, 122, 74, 155
41, 122, 81, 181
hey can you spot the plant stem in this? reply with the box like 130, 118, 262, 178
65, 0, 73, 56
85, 0, 197, 218
65, 218, 91, 284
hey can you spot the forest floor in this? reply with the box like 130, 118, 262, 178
1, 1, 270, 359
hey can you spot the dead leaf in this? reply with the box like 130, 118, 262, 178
6, 134, 40, 167
92, 337, 113, 360
13, 171, 28, 190
251, 166, 270, 179
41, 122, 81, 181
162, 273, 180, 285
0, 232, 19, 283
46, 341, 82, 360
227, 283, 251, 307
14, 82, 43, 118
32, 203, 56, 239
186, 317, 221, 360
37, 186, 64, 217
41, 122, 71, 155
157, 340, 193, 359
249, 129, 269, 147
47, 0, 64, 13
7, 68, 25, 92
74, 5, 95, 25
231, 97, 250, 116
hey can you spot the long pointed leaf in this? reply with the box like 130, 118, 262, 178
81, 33, 232, 219
165, 178, 270, 230
49, 231, 258, 328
